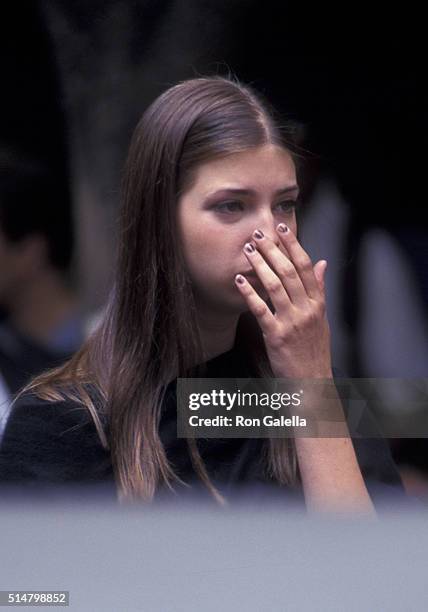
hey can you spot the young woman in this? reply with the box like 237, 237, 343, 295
0, 76, 403, 513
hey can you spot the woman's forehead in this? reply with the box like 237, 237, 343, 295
187, 145, 297, 196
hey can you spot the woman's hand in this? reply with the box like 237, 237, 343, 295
235, 223, 332, 379
235, 225, 376, 515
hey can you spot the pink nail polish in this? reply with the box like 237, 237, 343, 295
277, 223, 288, 233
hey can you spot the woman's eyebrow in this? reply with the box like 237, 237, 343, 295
206, 185, 300, 197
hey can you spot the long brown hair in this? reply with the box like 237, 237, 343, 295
22, 76, 302, 504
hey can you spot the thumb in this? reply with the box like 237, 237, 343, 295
313, 259, 327, 294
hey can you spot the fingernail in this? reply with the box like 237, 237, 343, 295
244, 242, 256, 253
235, 274, 246, 284
277, 223, 288, 233
253, 229, 264, 240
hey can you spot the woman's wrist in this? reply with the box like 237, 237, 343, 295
292, 383, 376, 515
295, 436, 376, 515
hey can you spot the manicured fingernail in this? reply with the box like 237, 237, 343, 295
277, 223, 288, 233
253, 229, 264, 240
244, 242, 256, 253
235, 274, 246, 284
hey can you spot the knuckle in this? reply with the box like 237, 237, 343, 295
297, 256, 312, 271
266, 279, 282, 293
294, 310, 313, 329
317, 300, 326, 316
269, 328, 287, 348
271, 338, 285, 351
276, 267, 288, 278
254, 303, 268, 318
277, 324, 288, 340
278, 265, 294, 280
310, 298, 325, 314
283, 265, 298, 280
305, 309, 318, 325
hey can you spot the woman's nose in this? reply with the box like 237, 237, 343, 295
252, 215, 281, 247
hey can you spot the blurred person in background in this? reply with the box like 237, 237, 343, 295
0, 155, 85, 436
0, 3, 88, 438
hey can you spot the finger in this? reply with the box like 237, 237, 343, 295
313, 259, 327, 297
252, 229, 307, 307
243, 242, 292, 316
276, 224, 321, 299
234, 273, 277, 336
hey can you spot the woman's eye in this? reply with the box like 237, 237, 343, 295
214, 201, 244, 214
276, 200, 298, 213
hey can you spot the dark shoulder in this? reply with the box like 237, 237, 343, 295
3, 390, 98, 443
0, 389, 112, 485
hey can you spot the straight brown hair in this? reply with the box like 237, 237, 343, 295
21, 76, 302, 504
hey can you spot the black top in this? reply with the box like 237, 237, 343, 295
0, 344, 405, 507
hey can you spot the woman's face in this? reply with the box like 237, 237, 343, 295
177, 144, 299, 314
